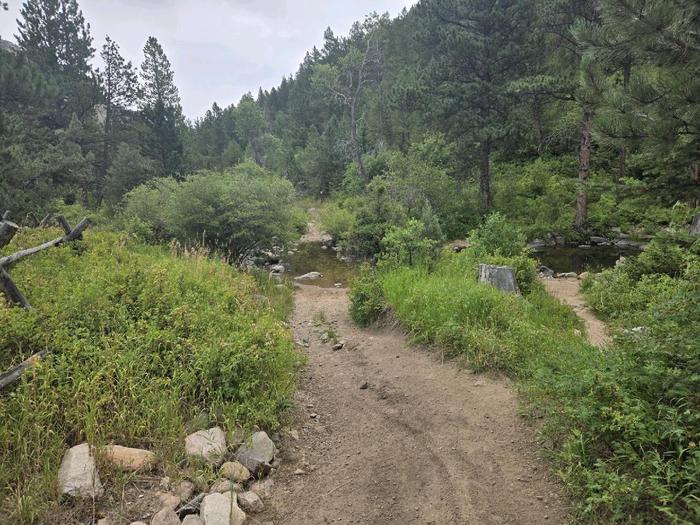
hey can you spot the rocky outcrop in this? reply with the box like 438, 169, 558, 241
58, 443, 104, 498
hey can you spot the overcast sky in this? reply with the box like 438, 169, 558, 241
1, 1, 414, 119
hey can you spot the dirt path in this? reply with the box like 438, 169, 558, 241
252, 285, 570, 524
542, 278, 611, 347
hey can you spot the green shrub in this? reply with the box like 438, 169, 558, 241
318, 200, 355, 242
349, 265, 386, 327
381, 217, 442, 267
0, 228, 301, 523
122, 162, 304, 258
468, 212, 528, 257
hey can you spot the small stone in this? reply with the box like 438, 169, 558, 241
294, 271, 322, 281
309, 413, 318, 419
289, 430, 299, 440
159, 476, 171, 490
209, 478, 237, 494
57, 443, 104, 499
235, 431, 276, 476
150, 508, 180, 525
201, 491, 246, 525
220, 461, 251, 483
156, 491, 180, 510
185, 427, 227, 465
175, 480, 195, 502
97, 518, 111, 525
182, 516, 204, 525
578, 271, 590, 280
249, 478, 274, 499
334, 283, 343, 288
102, 445, 155, 472
294, 468, 305, 475
130, 522, 148, 525
237, 491, 264, 513
359, 382, 369, 390
332, 342, 344, 351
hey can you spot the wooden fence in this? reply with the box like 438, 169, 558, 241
0, 211, 90, 389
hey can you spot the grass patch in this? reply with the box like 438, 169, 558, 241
351, 233, 700, 523
0, 228, 301, 523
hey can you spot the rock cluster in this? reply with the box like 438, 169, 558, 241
56, 428, 279, 525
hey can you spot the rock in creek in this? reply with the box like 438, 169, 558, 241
294, 271, 322, 281
185, 427, 227, 465
478, 264, 519, 294
235, 431, 276, 476
201, 491, 246, 525
58, 443, 104, 498
182, 516, 204, 525
102, 445, 155, 472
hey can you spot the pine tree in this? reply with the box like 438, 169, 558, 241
140, 36, 180, 110
423, 0, 537, 215
98, 36, 138, 198
139, 36, 183, 176
16, 0, 94, 74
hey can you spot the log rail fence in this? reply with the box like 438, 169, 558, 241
0, 210, 91, 390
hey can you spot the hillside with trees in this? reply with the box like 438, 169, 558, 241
0, 1, 699, 524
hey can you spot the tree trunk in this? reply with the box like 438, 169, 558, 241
0, 221, 19, 248
479, 139, 492, 216
350, 97, 368, 183
690, 164, 699, 209
575, 109, 594, 229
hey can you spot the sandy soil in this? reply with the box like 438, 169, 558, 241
251, 285, 570, 525
542, 278, 611, 347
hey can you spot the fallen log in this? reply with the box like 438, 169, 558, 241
0, 220, 19, 248
0, 268, 31, 308
0, 217, 90, 268
39, 213, 53, 227
0, 350, 48, 390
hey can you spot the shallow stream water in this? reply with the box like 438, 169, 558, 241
534, 246, 638, 273
285, 242, 356, 288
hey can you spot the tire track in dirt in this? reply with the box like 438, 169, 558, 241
252, 285, 570, 525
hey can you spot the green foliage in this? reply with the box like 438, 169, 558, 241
122, 162, 304, 258
348, 264, 386, 327
0, 228, 300, 523
467, 212, 527, 257
381, 217, 442, 267
318, 200, 355, 242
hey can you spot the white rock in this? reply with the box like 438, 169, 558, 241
237, 491, 264, 513
58, 443, 104, 498
150, 508, 180, 525
182, 516, 204, 525
102, 445, 155, 471
234, 432, 276, 475
294, 271, 322, 281
156, 491, 180, 510
185, 427, 227, 464
201, 492, 246, 525
130, 522, 148, 525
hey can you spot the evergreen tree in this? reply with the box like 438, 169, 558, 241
139, 36, 183, 176
97, 35, 138, 198
423, 0, 537, 214
16, 0, 94, 74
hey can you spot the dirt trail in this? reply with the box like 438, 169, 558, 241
253, 285, 570, 524
542, 278, 611, 347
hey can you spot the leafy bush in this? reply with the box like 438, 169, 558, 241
0, 228, 301, 523
349, 264, 386, 327
468, 212, 528, 257
381, 216, 443, 267
318, 200, 355, 242
122, 162, 305, 258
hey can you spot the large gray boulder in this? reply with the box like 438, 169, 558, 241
478, 264, 519, 294
58, 443, 104, 498
185, 427, 227, 465
234, 431, 276, 476
201, 492, 246, 525
690, 214, 700, 235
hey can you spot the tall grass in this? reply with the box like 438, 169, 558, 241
0, 228, 301, 523
353, 242, 700, 523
